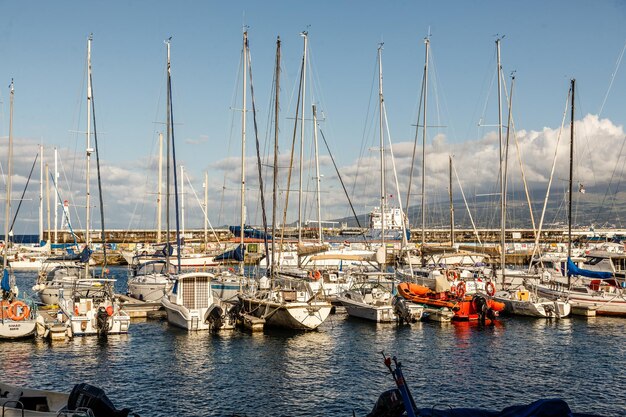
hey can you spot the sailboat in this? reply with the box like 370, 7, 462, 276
51, 35, 131, 337
158, 39, 235, 331
236, 34, 332, 331
0, 80, 37, 340
532, 79, 626, 316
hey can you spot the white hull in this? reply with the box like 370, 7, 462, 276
422, 306, 455, 322
127, 278, 173, 302
534, 282, 626, 316
240, 296, 332, 330
339, 296, 398, 322
0, 319, 37, 339
67, 312, 131, 337
0, 382, 69, 416
494, 290, 571, 318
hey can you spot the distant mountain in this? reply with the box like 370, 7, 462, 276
334, 188, 626, 229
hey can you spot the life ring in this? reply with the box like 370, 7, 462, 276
485, 281, 496, 297
311, 270, 322, 280
456, 282, 466, 299
7, 301, 30, 321
445, 270, 459, 281
0, 300, 11, 318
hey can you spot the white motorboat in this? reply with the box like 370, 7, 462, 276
127, 259, 175, 302
337, 279, 423, 323
493, 286, 571, 318
161, 271, 235, 331
57, 278, 130, 337
239, 276, 332, 331
0, 381, 137, 416
33, 265, 101, 306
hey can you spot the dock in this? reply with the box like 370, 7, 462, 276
117, 294, 166, 319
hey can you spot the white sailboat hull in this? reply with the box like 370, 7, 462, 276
0, 319, 36, 339
127, 278, 173, 302
534, 283, 626, 316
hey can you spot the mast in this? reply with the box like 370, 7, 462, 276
39, 144, 44, 243
3, 80, 14, 270
204, 171, 208, 249
313, 104, 322, 244
502, 74, 515, 286
449, 155, 455, 247
298, 31, 308, 244
378, 44, 386, 270
85, 34, 93, 277
240, 30, 248, 275
157, 132, 163, 243
54, 148, 58, 244
165, 38, 174, 270
181, 165, 185, 238
166, 38, 182, 272
496, 37, 505, 278
271, 36, 281, 273
421, 36, 429, 262
568, 78, 575, 286
46, 164, 51, 242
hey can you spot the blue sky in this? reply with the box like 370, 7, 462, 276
1, 1, 626, 234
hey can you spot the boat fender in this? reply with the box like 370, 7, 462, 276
485, 281, 496, 297
7, 300, 30, 321
456, 282, 466, 299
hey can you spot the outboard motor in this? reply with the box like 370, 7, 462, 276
204, 305, 224, 330
67, 383, 137, 417
366, 388, 405, 417
472, 294, 496, 325
95, 306, 109, 335
392, 296, 416, 324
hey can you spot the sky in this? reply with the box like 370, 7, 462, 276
1, 0, 626, 236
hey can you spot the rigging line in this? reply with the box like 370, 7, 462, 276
318, 128, 368, 244
90, 71, 108, 275
382, 102, 409, 248
168, 48, 182, 273
593, 130, 626, 224
9, 153, 39, 234
352, 56, 381, 202
405, 60, 425, 222
599, 40, 626, 116
184, 173, 221, 245
49, 171, 78, 247
279, 45, 304, 258
452, 158, 481, 245
247, 40, 270, 264
528, 86, 571, 270
219, 46, 246, 227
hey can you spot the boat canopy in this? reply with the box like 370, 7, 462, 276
567, 257, 613, 279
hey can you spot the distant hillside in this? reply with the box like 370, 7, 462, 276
334, 188, 626, 229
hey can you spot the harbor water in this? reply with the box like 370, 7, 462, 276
2, 267, 625, 416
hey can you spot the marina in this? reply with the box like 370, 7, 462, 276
1, 268, 624, 416
2, 2, 626, 416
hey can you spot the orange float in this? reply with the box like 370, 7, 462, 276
7, 300, 30, 321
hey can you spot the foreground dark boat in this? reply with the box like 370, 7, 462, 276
365, 354, 601, 417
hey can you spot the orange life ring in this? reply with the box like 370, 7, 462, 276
446, 270, 459, 281
312, 270, 322, 280
7, 300, 30, 321
456, 282, 466, 299
485, 281, 496, 297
